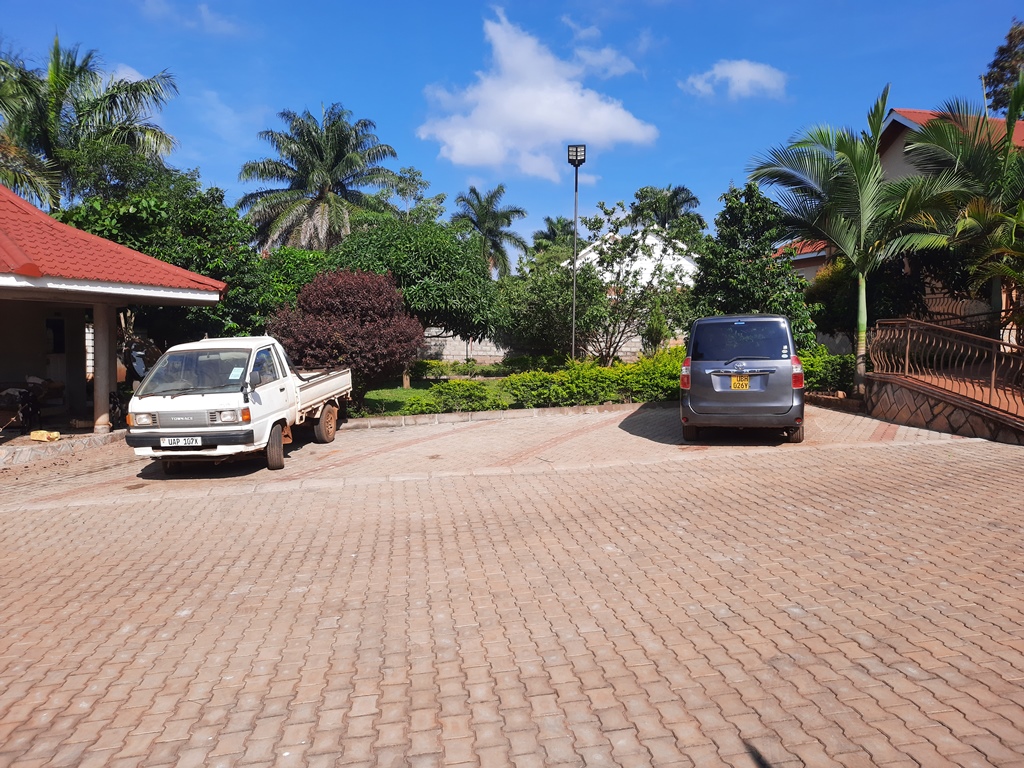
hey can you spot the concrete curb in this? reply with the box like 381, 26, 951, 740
339, 401, 673, 431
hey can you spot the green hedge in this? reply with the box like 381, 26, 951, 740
400, 380, 506, 415
799, 345, 855, 393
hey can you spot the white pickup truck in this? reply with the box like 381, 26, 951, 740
126, 336, 352, 473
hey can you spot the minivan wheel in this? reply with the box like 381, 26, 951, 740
682, 425, 700, 442
788, 426, 805, 444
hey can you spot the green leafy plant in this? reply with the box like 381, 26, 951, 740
612, 346, 687, 402
399, 380, 504, 414
799, 345, 856, 393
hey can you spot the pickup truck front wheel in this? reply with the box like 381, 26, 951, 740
266, 423, 285, 470
313, 404, 338, 443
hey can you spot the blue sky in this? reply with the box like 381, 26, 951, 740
2, 1, 1019, 245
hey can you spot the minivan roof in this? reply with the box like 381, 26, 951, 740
692, 314, 789, 323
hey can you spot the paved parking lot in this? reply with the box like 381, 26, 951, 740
1, 405, 1022, 767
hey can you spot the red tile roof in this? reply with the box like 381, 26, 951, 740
0, 184, 225, 295
891, 108, 1024, 148
773, 240, 827, 259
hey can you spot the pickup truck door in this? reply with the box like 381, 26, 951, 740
248, 345, 293, 440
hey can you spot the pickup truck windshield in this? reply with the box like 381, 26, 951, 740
136, 349, 252, 397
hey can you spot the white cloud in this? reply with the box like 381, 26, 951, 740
682, 59, 787, 100
139, 0, 241, 35
417, 10, 656, 182
196, 4, 240, 35
575, 47, 637, 79
187, 90, 269, 146
109, 64, 144, 83
561, 15, 600, 42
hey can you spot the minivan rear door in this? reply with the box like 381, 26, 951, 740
687, 318, 795, 415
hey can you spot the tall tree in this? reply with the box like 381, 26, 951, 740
238, 103, 399, 251
984, 18, 1024, 115
334, 217, 496, 342
907, 74, 1024, 334
749, 86, 964, 394
0, 35, 177, 207
531, 215, 574, 251
580, 200, 693, 365
690, 183, 819, 350
630, 184, 706, 230
451, 184, 527, 278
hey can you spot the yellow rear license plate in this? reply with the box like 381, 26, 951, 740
731, 374, 750, 390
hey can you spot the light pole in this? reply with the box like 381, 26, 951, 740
567, 144, 586, 359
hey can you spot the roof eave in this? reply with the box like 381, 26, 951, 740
0, 274, 225, 306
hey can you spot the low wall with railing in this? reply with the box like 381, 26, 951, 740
867, 319, 1024, 445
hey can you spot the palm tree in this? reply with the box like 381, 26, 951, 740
452, 184, 527, 277
237, 104, 398, 251
0, 131, 56, 206
531, 215, 574, 251
906, 74, 1024, 332
0, 35, 177, 207
631, 184, 706, 229
749, 86, 965, 394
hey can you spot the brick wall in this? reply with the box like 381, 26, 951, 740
866, 374, 1024, 446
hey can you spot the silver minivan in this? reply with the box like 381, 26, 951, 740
679, 314, 805, 443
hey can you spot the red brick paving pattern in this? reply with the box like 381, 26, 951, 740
1, 406, 1023, 766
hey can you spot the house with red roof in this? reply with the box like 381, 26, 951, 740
879, 108, 1024, 180
0, 184, 225, 433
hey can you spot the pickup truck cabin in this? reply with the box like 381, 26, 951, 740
126, 336, 352, 472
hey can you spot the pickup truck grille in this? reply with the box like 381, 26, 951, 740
157, 411, 210, 428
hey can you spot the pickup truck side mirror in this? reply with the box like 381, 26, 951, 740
248, 370, 261, 388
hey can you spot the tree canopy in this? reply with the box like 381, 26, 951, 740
237, 103, 399, 251
451, 184, 527, 278
333, 217, 496, 341
984, 18, 1024, 115
0, 34, 177, 208
690, 183, 819, 350
749, 86, 964, 393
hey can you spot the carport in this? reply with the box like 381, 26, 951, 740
0, 184, 225, 433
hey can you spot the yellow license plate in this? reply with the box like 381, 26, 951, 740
731, 374, 750, 390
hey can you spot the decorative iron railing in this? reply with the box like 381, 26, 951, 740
870, 319, 1024, 420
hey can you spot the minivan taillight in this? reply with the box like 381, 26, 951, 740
791, 356, 804, 389
680, 357, 691, 391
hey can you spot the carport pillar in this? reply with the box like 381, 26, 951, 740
92, 302, 116, 434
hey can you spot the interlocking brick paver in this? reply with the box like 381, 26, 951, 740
2, 406, 1023, 766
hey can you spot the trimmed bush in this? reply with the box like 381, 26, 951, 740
612, 346, 687, 403
799, 345, 856, 393
399, 380, 504, 415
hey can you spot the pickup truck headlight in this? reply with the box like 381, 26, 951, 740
217, 410, 239, 423
129, 412, 155, 427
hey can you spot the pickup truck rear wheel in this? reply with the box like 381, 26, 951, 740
266, 423, 285, 470
313, 404, 338, 443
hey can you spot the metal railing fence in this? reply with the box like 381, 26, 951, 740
870, 319, 1024, 419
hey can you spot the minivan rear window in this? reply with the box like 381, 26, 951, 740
690, 320, 791, 361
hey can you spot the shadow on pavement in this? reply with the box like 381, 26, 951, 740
618, 403, 792, 448
135, 425, 321, 480
617, 403, 681, 445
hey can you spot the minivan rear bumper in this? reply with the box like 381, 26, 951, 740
680, 394, 804, 429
